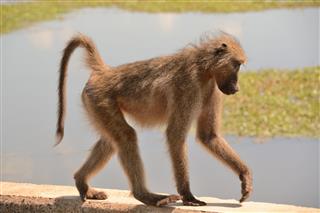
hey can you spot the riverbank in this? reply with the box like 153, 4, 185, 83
2, 0, 319, 34
1, 182, 318, 212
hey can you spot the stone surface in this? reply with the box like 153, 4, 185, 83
0, 182, 318, 212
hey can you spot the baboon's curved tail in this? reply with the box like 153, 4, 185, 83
56, 34, 106, 146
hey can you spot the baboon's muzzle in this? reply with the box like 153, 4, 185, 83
218, 73, 239, 95
219, 82, 239, 95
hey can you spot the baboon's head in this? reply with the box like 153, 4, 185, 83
213, 35, 246, 95
197, 33, 247, 95
214, 44, 245, 95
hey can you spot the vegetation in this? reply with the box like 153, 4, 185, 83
2, 0, 319, 34
223, 67, 319, 138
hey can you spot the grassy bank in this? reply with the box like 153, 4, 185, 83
223, 67, 319, 138
2, 0, 319, 34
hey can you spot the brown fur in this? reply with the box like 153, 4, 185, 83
56, 32, 252, 206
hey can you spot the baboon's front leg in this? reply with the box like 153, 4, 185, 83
198, 135, 252, 202
196, 90, 252, 202
166, 109, 206, 206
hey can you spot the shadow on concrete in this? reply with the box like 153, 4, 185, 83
206, 202, 241, 208
173, 202, 241, 208
129, 204, 178, 213
53, 195, 238, 212
53, 195, 179, 212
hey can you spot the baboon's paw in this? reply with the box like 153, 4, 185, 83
86, 188, 108, 200
239, 172, 253, 203
239, 191, 250, 203
79, 192, 86, 202
75, 181, 89, 202
183, 198, 207, 206
156, 195, 181, 207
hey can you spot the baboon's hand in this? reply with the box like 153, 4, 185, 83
239, 172, 252, 203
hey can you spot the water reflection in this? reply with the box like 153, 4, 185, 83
158, 14, 176, 32
2, 7, 319, 208
3, 154, 34, 180
27, 27, 74, 50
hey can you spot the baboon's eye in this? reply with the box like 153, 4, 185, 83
232, 60, 241, 70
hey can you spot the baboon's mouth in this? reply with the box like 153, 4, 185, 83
219, 84, 239, 95
222, 89, 238, 95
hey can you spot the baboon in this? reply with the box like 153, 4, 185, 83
56, 32, 252, 207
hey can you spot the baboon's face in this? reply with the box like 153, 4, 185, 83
216, 59, 241, 95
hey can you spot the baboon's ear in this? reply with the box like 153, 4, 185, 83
221, 43, 227, 48
214, 43, 228, 56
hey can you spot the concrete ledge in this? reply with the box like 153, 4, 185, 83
0, 182, 318, 212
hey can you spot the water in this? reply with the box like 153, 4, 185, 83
2, 8, 319, 208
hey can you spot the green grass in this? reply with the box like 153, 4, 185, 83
1, 0, 319, 34
222, 67, 320, 138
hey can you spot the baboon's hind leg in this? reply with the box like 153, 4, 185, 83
74, 138, 115, 201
